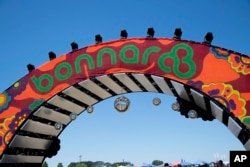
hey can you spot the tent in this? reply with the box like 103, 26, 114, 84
140, 164, 157, 167
193, 160, 209, 165
171, 161, 193, 167
181, 161, 193, 166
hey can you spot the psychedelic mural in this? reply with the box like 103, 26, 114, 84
0, 38, 250, 164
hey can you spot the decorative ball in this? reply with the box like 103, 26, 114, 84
70, 113, 77, 120
114, 96, 130, 112
87, 106, 94, 113
54, 122, 62, 130
153, 97, 161, 106
171, 102, 180, 111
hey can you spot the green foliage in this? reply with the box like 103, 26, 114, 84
104, 162, 112, 167
57, 162, 63, 167
111, 161, 133, 167
76, 163, 87, 167
67, 161, 133, 167
42, 161, 49, 167
68, 162, 77, 167
152, 160, 163, 166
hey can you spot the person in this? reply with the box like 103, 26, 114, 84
216, 160, 225, 167
164, 163, 169, 167
209, 162, 216, 167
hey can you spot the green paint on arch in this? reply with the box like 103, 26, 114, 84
31, 74, 54, 93
75, 54, 95, 73
142, 46, 161, 64
55, 62, 73, 80
97, 48, 117, 67
158, 43, 196, 79
120, 45, 139, 63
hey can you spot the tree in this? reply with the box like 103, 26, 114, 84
57, 162, 63, 167
68, 162, 87, 167
93, 161, 104, 167
104, 162, 112, 167
152, 160, 163, 166
76, 163, 87, 167
111, 161, 133, 167
42, 161, 49, 167
68, 162, 77, 167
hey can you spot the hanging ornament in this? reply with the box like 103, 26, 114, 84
153, 97, 161, 106
171, 102, 180, 111
114, 96, 130, 112
69, 113, 77, 120
188, 110, 198, 119
54, 122, 62, 130
87, 106, 94, 113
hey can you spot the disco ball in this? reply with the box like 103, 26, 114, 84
153, 97, 161, 106
87, 106, 94, 113
69, 113, 77, 120
171, 102, 180, 111
114, 96, 130, 112
188, 110, 198, 119
54, 122, 62, 130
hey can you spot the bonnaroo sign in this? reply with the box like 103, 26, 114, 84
31, 43, 196, 93
0, 38, 250, 164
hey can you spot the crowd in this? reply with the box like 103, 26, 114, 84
162, 160, 229, 167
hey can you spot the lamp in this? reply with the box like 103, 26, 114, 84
46, 138, 61, 158
172, 98, 195, 119
48, 51, 56, 60
172, 98, 214, 120
120, 29, 128, 39
95, 34, 102, 44
203, 32, 213, 44
147, 27, 155, 38
173, 28, 182, 40
71, 42, 78, 51
27, 64, 35, 72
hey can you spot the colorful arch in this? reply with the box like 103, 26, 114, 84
0, 37, 250, 166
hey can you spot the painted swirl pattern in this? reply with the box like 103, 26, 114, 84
0, 38, 249, 155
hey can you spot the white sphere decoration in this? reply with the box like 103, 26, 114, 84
188, 110, 198, 119
69, 113, 77, 120
87, 106, 94, 113
114, 96, 130, 112
171, 102, 180, 111
54, 122, 62, 130
153, 97, 161, 106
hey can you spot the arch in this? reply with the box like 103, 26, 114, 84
0, 38, 250, 166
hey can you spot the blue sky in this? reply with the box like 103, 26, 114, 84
1, 0, 250, 166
